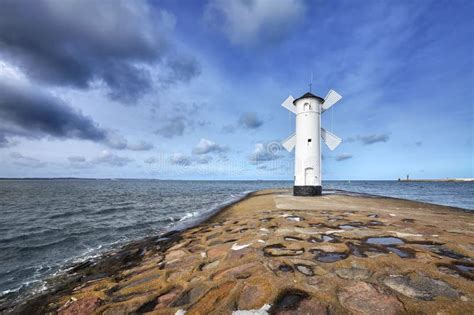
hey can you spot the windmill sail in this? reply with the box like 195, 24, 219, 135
321, 128, 342, 151
282, 132, 296, 152
281, 95, 296, 114
322, 90, 342, 112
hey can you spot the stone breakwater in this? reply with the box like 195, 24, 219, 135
4, 189, 474, 314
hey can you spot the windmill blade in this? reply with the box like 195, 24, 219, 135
322, 89, 342, 112
281, 95, 296, 114
282, 132, 296, 152
321, 128, 342, 151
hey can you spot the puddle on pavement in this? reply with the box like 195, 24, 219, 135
308, 235, 340, 243
270, 289, 309, 313
456, 263, 474, 273
263, 244, 305, 257
365, 237, 404, 245
438, 262, 474, 280
311, 249, 348, 263
322, 235, 339, 242
387, 246, 416, 258
420, 245, 468, 260
347, 242, 387, 258
309, 223, 329, 228
339, 222, 365, 229
347, 241, 414, 259
287, 215, 304, 222
339, 225, 358, 229
279, 264, 294, 272
284, 236, 304, 242
223, 238, 238, 243
367, 220, 384, 226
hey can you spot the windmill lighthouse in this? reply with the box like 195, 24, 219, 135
281, 89, 343, 196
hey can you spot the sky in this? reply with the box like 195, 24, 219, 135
0, 0, 472, 180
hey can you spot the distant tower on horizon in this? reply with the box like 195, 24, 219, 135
281, 89, 343, 196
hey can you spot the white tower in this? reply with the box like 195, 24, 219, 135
281, 89, 343, 196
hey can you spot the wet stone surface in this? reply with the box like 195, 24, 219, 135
338, 281, 405, 315
384, 274, 459, 300
336, 267, 372, 280
295, 264, 314, 276
5, 189, 474, 315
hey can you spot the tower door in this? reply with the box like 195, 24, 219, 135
305, 167, 315, 186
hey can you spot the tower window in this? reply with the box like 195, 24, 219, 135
308, 139, 312, 142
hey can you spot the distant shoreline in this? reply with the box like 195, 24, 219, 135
399, 178, 474, 183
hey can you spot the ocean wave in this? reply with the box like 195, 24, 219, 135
178, 211, 199, 222
90, 205, 135, 216
16, 236, 79, 252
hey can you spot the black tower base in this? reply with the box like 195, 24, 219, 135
293, 185, 322, 196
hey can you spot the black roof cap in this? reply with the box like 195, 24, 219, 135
293, 92, 324, 104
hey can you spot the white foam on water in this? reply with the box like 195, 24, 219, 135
179, 211, 199, 222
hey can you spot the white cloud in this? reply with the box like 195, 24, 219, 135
248, 142, 282, 164
204, 0, 305, 45
192, 138, 228, 155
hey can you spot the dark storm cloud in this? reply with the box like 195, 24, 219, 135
0, 0, 200, 102
0, 133, 11, 148
0, 79, 152, 150
0, 79, 108, 141
239, 112, 263, 129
